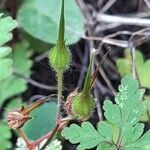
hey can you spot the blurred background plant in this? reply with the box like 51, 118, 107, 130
0, 0, 150, 149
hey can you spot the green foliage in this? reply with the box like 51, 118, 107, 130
62, 121, 114, 150
0, 13, 18, 45
104, 75, 145, 131
0, 98, 22, 150
97, 142, 116, 150
11, 41, 32, 75
0, 47, 11, 58
117, 50, 150, 121
0, 123, 12, 150
0, 13, 18, 81
22, 101, 57, 140
0, 54, 12, 82
6, 98, 23, 109
62, 76, 150, 150
0, 41, 32, 105
141, 96, 150, 122
17, 0, 84, 45
3, 98, 23, 120
0, 14, 18, 150
116, 49, 150, 88
23, 33, 50, 53
123, 131, 150, 150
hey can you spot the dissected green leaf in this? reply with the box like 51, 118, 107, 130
97, 143, 116, 150
103, 75, 145, 131
0, 41, 32, 105
107, 121, 120, 143
23, 101, 57, 140
141, 96, 150, 122
124, 131, 150, 150
103, 100, 121, 126
0, 14, 17, 81
17, 0, 84, 45
0, 47, 11, 58
62, 121, 114, 150
11, 41, 32, 75
97, 121, 113, 141
0, 77, 27, 105
122, 123, 144, 145
0, 123, 12, 150
0, 13, 18, 46
116, 49, 150, 88
0, 58, 12, 81
103, 76, 150, 149
62, 76, 150, 150
62, 122, 101, 150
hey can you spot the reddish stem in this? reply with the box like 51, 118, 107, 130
31, 131, 52, 147
40, 123, 60, 150
17, 128, 31, 147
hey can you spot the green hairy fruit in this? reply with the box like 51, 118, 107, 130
49, 43, 71, 71
49, 0, 71, 72
69, 52, 95, 120
72, 93, 95, 120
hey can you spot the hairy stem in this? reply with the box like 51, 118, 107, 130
57, 70, 63, 118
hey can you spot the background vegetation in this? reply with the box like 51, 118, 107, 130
0, 0, 150, 149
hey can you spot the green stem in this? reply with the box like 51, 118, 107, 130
57, 70, 63, 118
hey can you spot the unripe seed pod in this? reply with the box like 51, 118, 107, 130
65, 51, 96, 120
49, 43, 71, 71
49, 0, 71, 72
72, 93, 95, 121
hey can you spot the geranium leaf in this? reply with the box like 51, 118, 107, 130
17, 0, 84, 45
